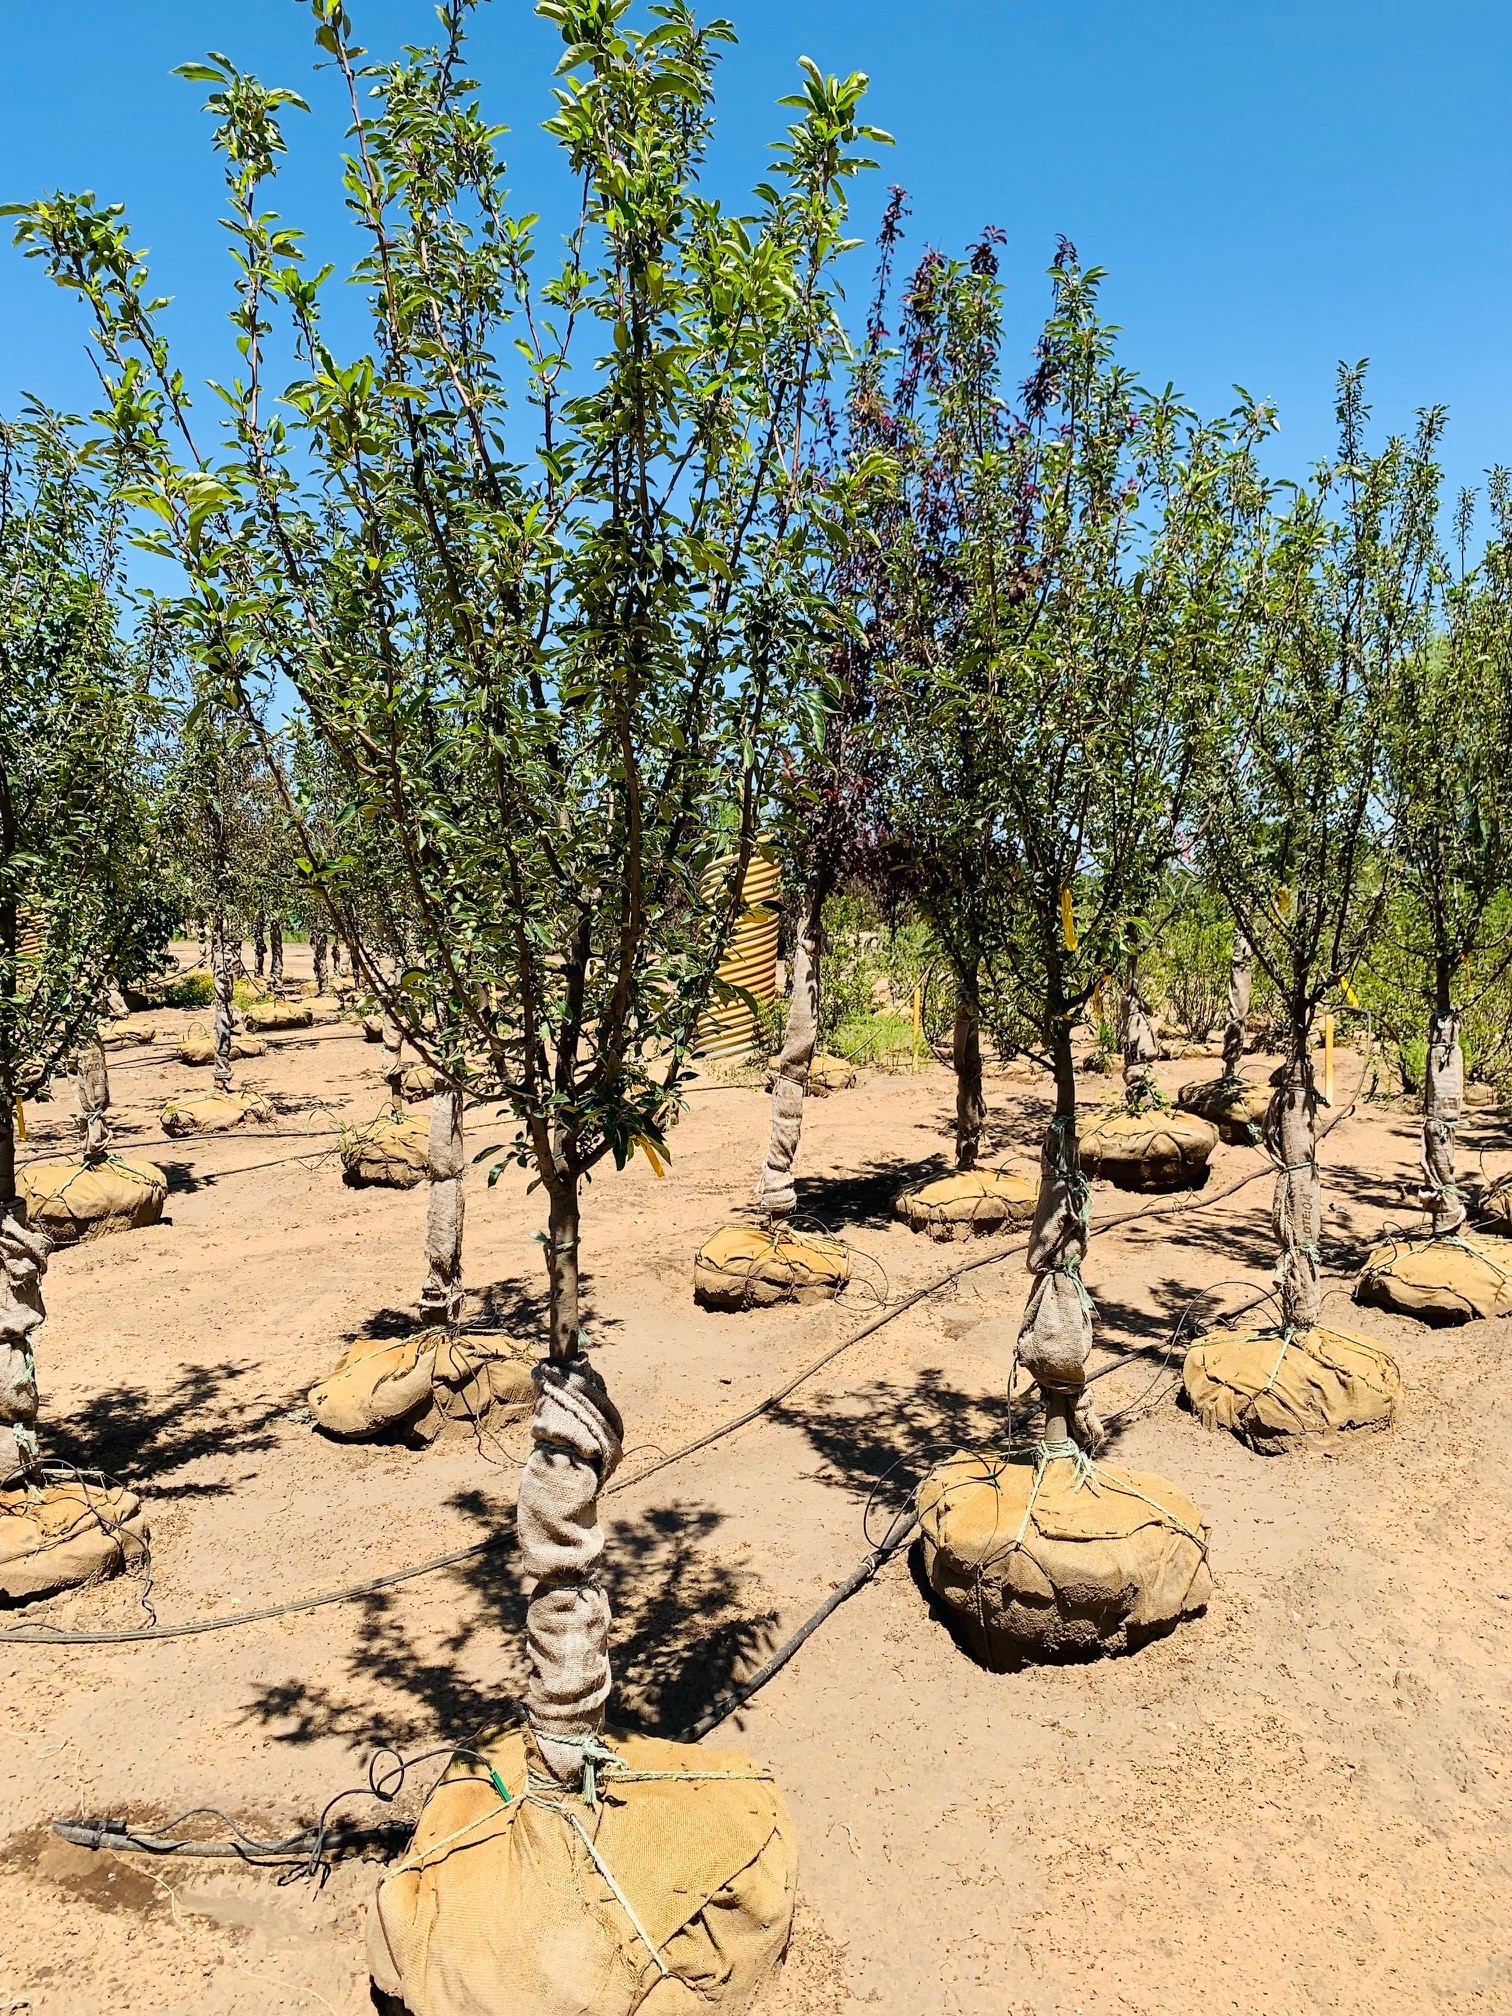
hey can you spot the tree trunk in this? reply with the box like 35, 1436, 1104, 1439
0, 1098, 15, 1216
755, 882, 823, 1219
0, 1207, 48, 1485
253, 920, 267, 980
418, 1085, 465, 1324
952, 973, 986, 1171
1222, 932, 1252, 1079
1016, 1008, 1096, 1448
1266, 1026, 1322, 1333
75, 1041, 111, 1163
312, 931, 329, 995
331, 939, 345, 977
211, 914, 235, 1093
1123, 974, 1158, 1109
269, 921, 284, 992
516, 1165, 624, 1791
1419, 965, 1465, 1236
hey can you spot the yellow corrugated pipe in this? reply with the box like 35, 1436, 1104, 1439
694, 848, 781, 1063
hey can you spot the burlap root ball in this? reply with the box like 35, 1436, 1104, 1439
0, 1481, 149, 1603
99, 1016, 158, 1050
915, 1449, 1211, 1664
310, 1332, 534, 1442
242, 999, 314, 1033
1176, 1075, 1270, 1145
693, 1224, 850, 1310
341, 1110, 431, 1188
177, 1031, 268, 1067
368, 1727, 797, 2016
1077, 1107, 1219, 1191
1356, 1233, 1512, 1326
160, 1092, 275, 1136
1477, 1173, 1512, 1234
18, 1156, 167, 1246
1183, 1323, 1400, 1454
894, 1170, 1038, 1241
394, 1062, 439, 1104
764, 1051, 857, 1097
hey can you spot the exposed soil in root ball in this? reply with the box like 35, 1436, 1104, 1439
693, 1223, 851, 1309
1078, 1106, 1220, 1190
17, 1156, 168, 1246
1356, 1232, 1512, 1326
894, 1169, 1038, 1240
0, 1481, 149, 1603
3, 960, 1511, 2016
1183, 1323, 1401, 1453
1176, 1074, 1270, 1145
915, 1448, 1211, 1663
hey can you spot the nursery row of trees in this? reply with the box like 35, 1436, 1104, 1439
3, 0, 1511, 1791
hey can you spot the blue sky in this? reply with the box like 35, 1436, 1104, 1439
2, 0, 1508, 508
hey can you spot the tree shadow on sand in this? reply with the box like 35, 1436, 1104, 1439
47, 1361, 299, 1499
243, 1488, 778, 1750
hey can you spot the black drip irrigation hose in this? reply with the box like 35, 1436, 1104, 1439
0, 1151, 1290, 1650
51, 1818, 410, 1864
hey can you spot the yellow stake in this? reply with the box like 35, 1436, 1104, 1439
1060, 887, 1077, 952
911, 987, 923, 1063
1322, 1010, 1335, 1106
14, 1097, 26, 1143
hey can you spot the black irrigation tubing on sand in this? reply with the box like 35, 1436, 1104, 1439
17, 1128, 345, 1169
51, 1817, 412, 1864
2, 1072, 1375, 1651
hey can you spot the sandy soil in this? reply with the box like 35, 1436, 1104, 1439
1, 948, 1510, 2016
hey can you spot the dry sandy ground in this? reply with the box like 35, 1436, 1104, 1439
1, 949, 1510, 2016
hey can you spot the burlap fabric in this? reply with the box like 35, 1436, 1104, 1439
161, 1092, 275, 1136
1176, 1075, 1269, 1145
310, 1332, 534, 1441
1122, 989, 1160, 1105
1222, 934, 1252, 1076
1015, 1116, 1092, 1400
367, 1726, 796, 2016
243, 1000, 314, 1033
754, 891, 821, 1219
1480, 1173, 1512, 1233
420, 1087, 466, 1323
1183, 1323, 1400, 1453
0, 1479, 149, 1602
763, 1051, 855, 1098
342, 1111, 431, 1188
894, 1170, 1037, 1241
916, 1446, 1211, 1663
519, 1357, 625, 1787
1266, 1050, 1323, 1331
1078, 1107, 1218, 1191
693, 1225, 850, 1310
18, 1156, 167, 1246
394, 1061, 440, 1104
1357, 1233, 1512, 1326
1418, 1013, 1467, 1236
99, 1016, 158, 1050
178, 1030, 267, 1067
